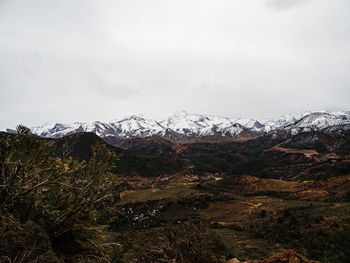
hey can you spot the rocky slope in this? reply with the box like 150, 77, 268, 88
226, 250, 320, 263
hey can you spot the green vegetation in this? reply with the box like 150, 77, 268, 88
0, 126, 120, 262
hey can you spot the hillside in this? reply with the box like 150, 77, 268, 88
1, 126, 350, 262
52, 132, 183, 177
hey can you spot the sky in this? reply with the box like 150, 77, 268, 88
0, 0, 349, 129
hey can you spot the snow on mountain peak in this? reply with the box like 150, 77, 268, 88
291, 112, 350, 130
10, 110, 350, 141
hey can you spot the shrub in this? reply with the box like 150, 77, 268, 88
0, 126, 121, 262
134, 220, 227, 263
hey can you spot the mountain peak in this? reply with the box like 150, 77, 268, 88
7, 111, 350, 142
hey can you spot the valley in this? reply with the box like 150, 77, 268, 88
1, 111, 350, 262
49, 114, 350, 262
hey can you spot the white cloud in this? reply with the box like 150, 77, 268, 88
0, 0, 349, 129
266, 0, 310, 11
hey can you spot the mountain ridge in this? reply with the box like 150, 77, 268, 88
6, 110, 350, 142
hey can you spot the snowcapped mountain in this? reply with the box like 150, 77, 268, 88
260, 112, 309, 132
27, 111, 255, 141
7, 111, 350, 142
285, 112, 350, 135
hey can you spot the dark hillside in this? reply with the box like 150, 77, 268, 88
53, 132, 183, 177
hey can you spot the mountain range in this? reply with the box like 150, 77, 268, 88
6, 110, 350, 142
2, 111, 350, 262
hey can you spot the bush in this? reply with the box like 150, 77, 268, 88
0, 126, 121, 262
134, 220, 227, 263
0, 221, 61, 263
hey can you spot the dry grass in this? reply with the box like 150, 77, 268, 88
119, 186, 201, 205
199, 200, 256, 222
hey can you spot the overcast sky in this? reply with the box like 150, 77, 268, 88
1, 0, 349, 129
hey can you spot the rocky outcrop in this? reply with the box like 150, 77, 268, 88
226, 250, 321, 263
